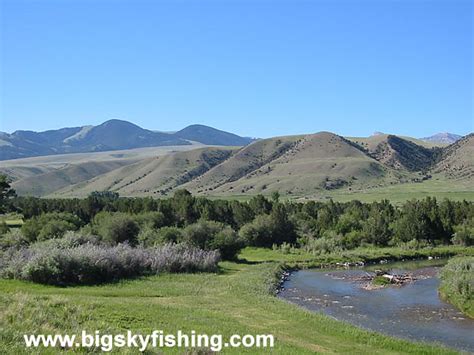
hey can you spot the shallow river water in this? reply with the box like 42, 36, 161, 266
278, 259, 474, 352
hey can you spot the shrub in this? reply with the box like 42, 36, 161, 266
31, 231, 102, 250
304, 232, 344, 255
341, 230, 364, 250
182, 221, 242, 259
0, 221, 9, 235
0, 229, 28, 250
182, 220, 222, 249
132, 212, 167, 229
21, 212, 83, 242
209, 227, 243, 260
439, 256, 473, 317
451, 219, 474, 246
0, 243, 220, 286
399, 239, 430, 250
138, 226, 182, 247
239, 210, 297, 248
239, 215, 273, 247
93, 212, 140, 245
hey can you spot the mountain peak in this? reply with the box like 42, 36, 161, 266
0, 120, 254, 160
421, 132, 462, 145
175, 124, 254, 146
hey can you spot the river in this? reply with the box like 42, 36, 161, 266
278, 259, 474, 352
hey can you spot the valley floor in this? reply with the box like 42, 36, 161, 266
2, 246, 472, 354
210, 177, 474, 204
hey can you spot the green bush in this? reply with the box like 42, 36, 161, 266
138, 226, 182, 247
0, 221, 9, 235
451, 219, 474, 246
21, 212, 83, 242
183, 220, 242, 260
93, 212, 140, 245
132, 211, 167, 229
239, 207, 297, 248
209, 227, 243, 260
239, 215, 274, 247
304, 232, 344, 255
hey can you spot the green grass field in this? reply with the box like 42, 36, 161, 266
2, 247, 472, 354
210, 176, 474, 204
322, 177, 474, 203
0, 214, 24, 228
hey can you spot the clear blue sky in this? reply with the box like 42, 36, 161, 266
0, 0, 472, 138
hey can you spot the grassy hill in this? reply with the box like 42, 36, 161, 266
348, 134, 440, 171
1, 132, 472, 201
0, 144, 209, 197
183, 134, 302, 193
185, 132, 396, 197
11, 160, 137, 196
54, 147, 236, 197
432, 134, 474, 180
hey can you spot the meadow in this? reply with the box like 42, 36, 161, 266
1, 183, 473, 353
0, 249, 465, 354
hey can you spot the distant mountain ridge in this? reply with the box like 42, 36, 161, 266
0, 120, 255, 161
421, 132, 462, 145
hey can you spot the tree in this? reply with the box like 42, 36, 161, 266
248, 195, 272, 215
0, 175, 16, 213
239, 205, 297, 247
171, 189, 197, 226
363, 211, 392, 246
271, 191, 280, 203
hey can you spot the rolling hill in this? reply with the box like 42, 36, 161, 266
1, 130, 472, 199
52, 147, 236, 197
10, 160, 137, 196
183, 132, 393, 196
432, 134, 474, 180
0, 120, 254, 160
354, 134, 438, 172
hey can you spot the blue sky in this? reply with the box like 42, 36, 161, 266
0, 0, 472, 138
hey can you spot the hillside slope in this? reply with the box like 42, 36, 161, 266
11, 160, 137, 196
3, 131, 472, 199
184, 132, 395, 196
433, 134, 474, 180
349, 134, 439, 171
54, 147, 236, 197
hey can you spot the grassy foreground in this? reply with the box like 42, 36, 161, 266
0, 251, 465, 354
